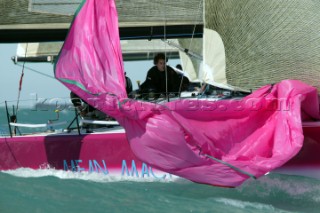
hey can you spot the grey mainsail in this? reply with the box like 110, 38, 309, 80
205, 0, 320, 92
0, 0, 203, 28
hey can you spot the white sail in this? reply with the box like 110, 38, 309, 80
202, 28, 227, 89
202, 28, 248, 91
177, 38, 202, 82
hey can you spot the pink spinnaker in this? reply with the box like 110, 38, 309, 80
54, 0, 320, 187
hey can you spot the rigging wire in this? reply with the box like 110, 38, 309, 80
15, 64, 56, 80
162, 40, 202, 61
162, 3, 169, 101
188, 0, 203, 57
203, 153, 257, 179
161, 0, 203, 95
177, 0, 203, 94
164, 22, 169, 101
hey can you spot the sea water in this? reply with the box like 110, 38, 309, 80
0, 170, 319, 213
1, 107, 320, 213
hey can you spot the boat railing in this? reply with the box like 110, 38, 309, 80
132, 83, 249, 103
80, 119, 119, 126
0, 97, 121, 137
9, 121, 68, 129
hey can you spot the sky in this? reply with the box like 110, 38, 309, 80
0, 43, 179, 106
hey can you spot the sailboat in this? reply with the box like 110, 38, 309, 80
0, 0, 202, 181
1, 0, 320, 187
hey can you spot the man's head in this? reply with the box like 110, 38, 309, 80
176, 64, 182, 70
153, 53, 167, 71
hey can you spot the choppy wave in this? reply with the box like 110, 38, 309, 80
2, 167, 181, 183
1, 170, 319, 213
239, 174, 320, 199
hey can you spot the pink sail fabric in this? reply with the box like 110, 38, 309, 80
54, 0, 126, 100
55, 0, 320, 187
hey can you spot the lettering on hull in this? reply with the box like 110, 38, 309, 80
63, 159, 172, 180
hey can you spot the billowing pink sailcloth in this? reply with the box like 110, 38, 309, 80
55, 0, 320, 187
54, 0, 126, 101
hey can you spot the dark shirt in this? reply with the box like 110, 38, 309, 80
70, 91, 82, 107
70, 92, 95, 112
125, 76, 133, 95
143, 66, 179, 94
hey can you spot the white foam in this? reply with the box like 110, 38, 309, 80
260, 176, 320, 196
2, 167, 180, 183
239, 174, 320, 203
214, 198, 278, 211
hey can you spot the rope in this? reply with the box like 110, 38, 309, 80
203, 153, 256, 179
15, 43, 29, 116
15, 64, 56, 80
195, 143, 256, 179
